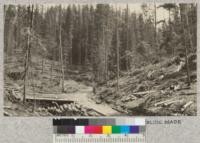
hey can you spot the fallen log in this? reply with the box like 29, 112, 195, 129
164, 99, 183, 106
180, 92, 196, 96
132, 90, 156, 98
154, 98, 177, 107
181, 101, 193, 112
86, 108, 106, 116
63, 104, 68, 110
52, 101, 60, 109
112, 106, 128, 114
4, 111, 11, 116
60, 105, 64, 112
3, 106, 12, 109
26, 96, 74, 103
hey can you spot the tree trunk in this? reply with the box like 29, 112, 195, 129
116, 10, 119, 92
184, 32, 191, 86
168, 8, 174, 57
23, 35, 29, 103
59, 6, 64, 92
154, 3, 159, 60
23, 5, 34, 103
51, 58, 54, 82
184, 6, 191, 86
185, 6, 194, 51
42, 57, 44, 74
126, 4, 129, 71
85, 22, 88, 65
102, 25, 107, 84
180, 4, 191, 86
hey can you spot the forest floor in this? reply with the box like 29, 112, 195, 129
4, 57, 121, 116
4, 80, 120, 116
94, 54, 197, 116
4, 54, 197, 116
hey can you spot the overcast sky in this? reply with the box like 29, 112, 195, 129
117, 3, 169, 24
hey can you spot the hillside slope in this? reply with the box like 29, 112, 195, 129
95, 54, 197, 116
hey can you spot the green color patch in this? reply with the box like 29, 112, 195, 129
112, 126, 121, 134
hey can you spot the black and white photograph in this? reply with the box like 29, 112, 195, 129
4, 3, 197, 116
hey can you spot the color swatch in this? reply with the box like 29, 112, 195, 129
53, 118, 145, 135
54, 125, 144, 134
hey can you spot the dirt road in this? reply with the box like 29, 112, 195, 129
27, 80, 120, 116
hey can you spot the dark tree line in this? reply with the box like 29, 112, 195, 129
4, 4, 197, 101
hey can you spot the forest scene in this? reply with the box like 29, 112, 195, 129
4, 3, 197, 116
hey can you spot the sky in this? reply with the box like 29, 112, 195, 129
114, 3, 169, 23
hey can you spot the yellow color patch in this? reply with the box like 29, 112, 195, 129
103, 126, 112, 134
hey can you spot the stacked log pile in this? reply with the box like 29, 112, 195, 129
37, 102, 102, 116
4, 84, 102, 116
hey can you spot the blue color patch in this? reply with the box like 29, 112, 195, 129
120, 126, 130, 134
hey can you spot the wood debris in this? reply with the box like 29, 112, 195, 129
181, 101, 193, 112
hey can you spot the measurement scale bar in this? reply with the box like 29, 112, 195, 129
53, 134, 146, 143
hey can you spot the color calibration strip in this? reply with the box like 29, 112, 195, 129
54, 125, 145, 134
53, 118, 146, 143
53, 118, 145, 134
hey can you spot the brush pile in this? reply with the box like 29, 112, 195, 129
95, 54, 197, 116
